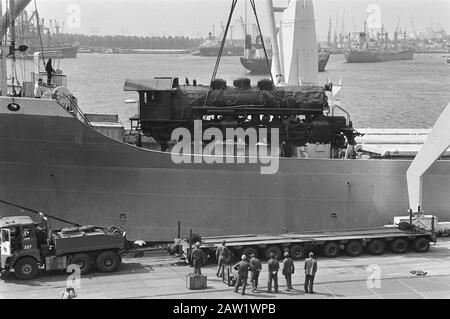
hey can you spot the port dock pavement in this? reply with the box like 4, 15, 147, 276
2, 238, 450, 299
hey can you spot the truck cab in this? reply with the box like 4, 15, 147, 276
1, 213, 127, 280
0, 216, 43, 279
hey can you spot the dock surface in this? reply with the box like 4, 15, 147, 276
2, 239, 450, 299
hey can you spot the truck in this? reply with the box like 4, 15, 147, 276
0, 200, 126, 280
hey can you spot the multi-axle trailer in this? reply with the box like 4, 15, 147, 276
181, 221, 437, 262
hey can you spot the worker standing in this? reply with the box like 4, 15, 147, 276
267, 253, 279, 293
46, 59, 55, 85
215, 240, 230, 278
282, 252, 295, 291
304, 252, 318, 294
249, 253, 262, 292
191, 242, 206, 275
233, 255, 252, 295
33, 78, 46, 98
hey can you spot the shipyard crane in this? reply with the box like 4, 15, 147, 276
0, 0, 32, 39
333, 12, 339, 46
327, 18, 332, 47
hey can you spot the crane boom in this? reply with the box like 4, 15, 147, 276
407, 102, 450, 213
0, 199, 82, 226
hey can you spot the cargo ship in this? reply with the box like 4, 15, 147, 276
198, 32, 243, 57
1, 0, 449, 243
12, 6, 78, 59
240, 49, 330, 74
345, 23, 414, 63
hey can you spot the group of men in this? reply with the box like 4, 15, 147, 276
215, 240, 318, 296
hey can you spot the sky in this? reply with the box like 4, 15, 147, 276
14, 0, 450, 39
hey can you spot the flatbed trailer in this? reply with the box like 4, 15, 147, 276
181, 225, 437, 261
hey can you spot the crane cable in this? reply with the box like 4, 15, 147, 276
249, 0, 273, 84
0, 199, 82, 227
204, 0, 238, 106
33, 0, 46, 67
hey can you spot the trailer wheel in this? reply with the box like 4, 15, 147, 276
14, 257, 39, 280
323, 242, 340, 258
97, 251, 120, 272
346, 241, 363, 257
391, 238, 409, 254
368, 240, 385, 255
413, 238, 430, 253
241, 247, 258, 259
289, 244, 306, 260
70, 253, 92, 275
265, 245, 282, 260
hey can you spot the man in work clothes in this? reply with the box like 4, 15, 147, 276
282, 252, 295, 290
267, 253, 279, 293
304, 252, 318, 293
249, 253, 262, 292
216, 240, 230, 277
191, 242, 206, 275
233, 255, 252, 295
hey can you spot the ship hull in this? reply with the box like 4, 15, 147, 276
345, 49, 414, 63
240, 51, 330, 74
30, 45, 79, 59
1, 98, 450, 241
199, 46, 243, 57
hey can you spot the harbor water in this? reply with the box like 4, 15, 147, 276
24, 52, 450, 129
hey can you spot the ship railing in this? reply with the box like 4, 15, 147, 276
55, 95, 92, 127
331, 104, 351, 127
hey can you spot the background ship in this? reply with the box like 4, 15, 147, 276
14, 8, 78, 59
198, 32, 243, 56
240, 49, 331, 73
345, 23, 414, 63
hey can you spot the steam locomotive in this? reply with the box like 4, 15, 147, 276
124, 77, 360, 158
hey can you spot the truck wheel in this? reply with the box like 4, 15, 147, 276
323, 242, 340, 258
97, 251, 120, 272
14, 257, 39, 280
289, 244, 306, 260
265, 245, 282, 260
70, 253, 92, 275
241, 247, 257, 259
391, 238, 409, 254
368, 240, 385, 255
346, 241, 363, 257
413, 238, 430, 253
